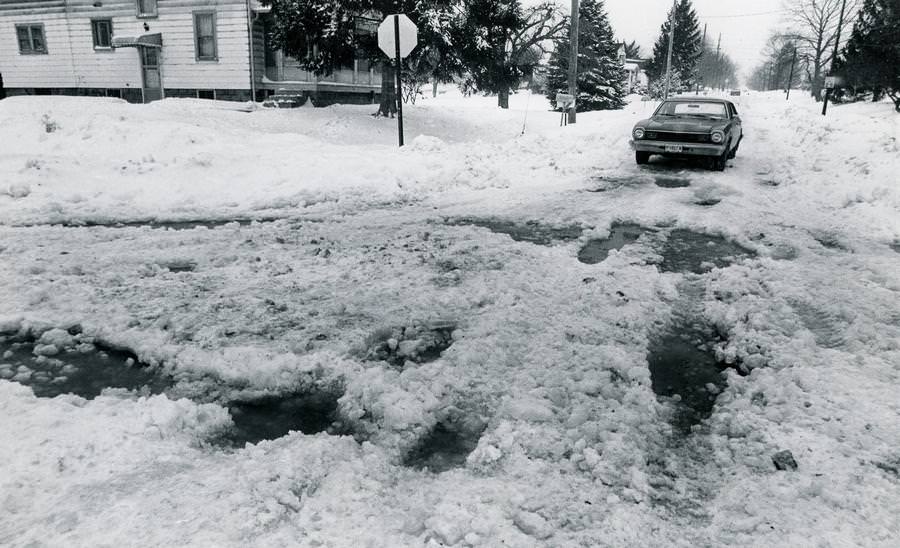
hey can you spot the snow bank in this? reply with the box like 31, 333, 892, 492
1, 90, 898, 546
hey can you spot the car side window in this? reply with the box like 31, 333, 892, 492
729, 104, 738, 117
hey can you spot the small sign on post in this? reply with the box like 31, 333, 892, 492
556, 93, 575, 126
824, 76, 840, 89
378, 14, 418, 147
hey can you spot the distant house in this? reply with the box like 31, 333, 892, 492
614, 43, 647, 94
623, 59, 648, 93
0, 0, 381, 104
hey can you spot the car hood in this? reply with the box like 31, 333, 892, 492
636, 116, 729, 132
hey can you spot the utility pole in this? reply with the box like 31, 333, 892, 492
696, 23, 706, 94
245, 0, 256, 106
663, 0, 676, 99
568, 0, 580, 124
822, 0, 847, 116
786, 47, 797, 100
714, 33, 721, 91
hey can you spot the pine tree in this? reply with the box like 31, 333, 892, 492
623, 40, 642, 59
645, 0, 702, 93
545, 0, 626, 112
451, 1, 566, 108
834, 0, 900, 111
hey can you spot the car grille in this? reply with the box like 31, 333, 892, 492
644, 131, 710, 143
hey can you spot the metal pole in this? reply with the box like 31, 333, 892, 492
663, 0, 675, 99
714, 33, 721, 91
822, 0, 847, 116
246, 0, 256, 105
394, 14, 404, 146
786, 47, 797, 99
568, 0, 579, 124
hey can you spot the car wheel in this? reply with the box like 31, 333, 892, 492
728, 134, 742, 159
712, 150, 728, 171
635, 151, 650, 165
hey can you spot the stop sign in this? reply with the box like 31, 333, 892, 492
378, 14, 418, 59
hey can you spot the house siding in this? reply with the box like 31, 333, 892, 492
0, 0, 251, 92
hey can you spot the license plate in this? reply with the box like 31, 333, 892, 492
665, 145, 683, 153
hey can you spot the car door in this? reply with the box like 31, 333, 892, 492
729, 102, 743, 148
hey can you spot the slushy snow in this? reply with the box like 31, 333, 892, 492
0, 89, 898, 547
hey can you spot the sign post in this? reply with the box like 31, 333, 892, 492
556, 93, 575, 126
378, 14, 418, 147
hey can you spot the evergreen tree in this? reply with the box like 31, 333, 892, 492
645, 0, 702, 92
451, 1, 566, 108
623, 40, 642, 59
545, 0, 626, 111
834, 0, 900, 111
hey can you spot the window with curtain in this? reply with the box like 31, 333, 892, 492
16, 24, 46, 54
194, 12, 216, 61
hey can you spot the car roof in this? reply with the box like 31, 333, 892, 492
665, 96, 732, 104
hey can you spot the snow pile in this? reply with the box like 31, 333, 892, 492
1, 91, 898, 546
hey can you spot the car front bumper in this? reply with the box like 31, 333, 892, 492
630, 139, 726, 157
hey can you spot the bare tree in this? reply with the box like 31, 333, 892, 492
452, 1, 566, 108
782, 0, 859, 101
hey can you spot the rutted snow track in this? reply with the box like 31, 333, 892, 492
1, 92, 898, 546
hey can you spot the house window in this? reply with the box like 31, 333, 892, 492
16, 24, 47, 54
92, 19, 113, 50
193, 12, 217, 61
136, 0, 157, 18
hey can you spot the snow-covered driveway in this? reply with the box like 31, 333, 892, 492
1, 92, 898, 546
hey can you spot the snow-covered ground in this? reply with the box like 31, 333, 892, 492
0, 89, 898, 547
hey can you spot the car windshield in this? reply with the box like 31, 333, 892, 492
656, 101, 728, 119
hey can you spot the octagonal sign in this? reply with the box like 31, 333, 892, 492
378, 14, 418, 59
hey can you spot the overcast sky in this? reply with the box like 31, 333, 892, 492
591, 0, 787, 79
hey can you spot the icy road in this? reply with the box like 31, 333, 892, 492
0, 91, 898, 547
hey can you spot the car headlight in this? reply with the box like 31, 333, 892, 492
633, 128, 645, 139
710, 131, 725, 144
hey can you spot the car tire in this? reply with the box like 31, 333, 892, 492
635, 151, 650, 165
728, 134, 742, 159
712, 150, 728, 171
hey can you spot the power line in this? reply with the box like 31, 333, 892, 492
699, 9, 788, 19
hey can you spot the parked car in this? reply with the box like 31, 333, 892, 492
630, 97, 743, 171
729, 89, 741, 96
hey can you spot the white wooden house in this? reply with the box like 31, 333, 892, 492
0, 0, 381, 104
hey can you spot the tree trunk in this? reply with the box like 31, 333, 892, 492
811, 61, 823, 101
375, 61, 397, 118
498, 87, 510, 109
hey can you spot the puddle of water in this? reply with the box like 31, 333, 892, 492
655, 177, 691, 188
403, 417, 486, 472
0, 338, 171, 399
219, 391, 342, 446
693, 198, 721, 206
577, 223, 655, 265
448, 218, 582, 246
587, 175, 646, 192
658, 230, 755, 274
811, 232, 848, 251
365, 322, 456, 367
648, 331, 727, 434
